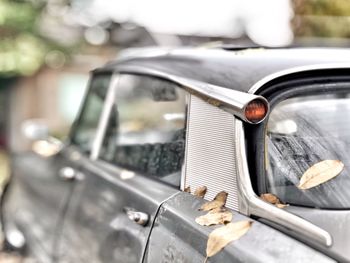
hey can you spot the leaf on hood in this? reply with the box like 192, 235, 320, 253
298, 160, 344, 190
194, 186, 207, 198
195, 210, 232, 226
260, 193, 288, 209
206, 221, 252, 258
184, 186, 191, 193
199, 191, 228, 211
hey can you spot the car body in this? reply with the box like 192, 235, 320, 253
2, 47, 350, 262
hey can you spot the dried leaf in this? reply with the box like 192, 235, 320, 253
276, 203, 289, 209
184, 186, 191, 193
298, 160, 344, 190
199, 191, 228, 211
208, 207, 227, 213
260, 193, 280, 204
206, 221, 252, 258
194, 186, 207, 198
260, 193, 288, 209
195, 210, 232, 226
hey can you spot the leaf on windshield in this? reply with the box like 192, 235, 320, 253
194, 186, 207, 198
260, 193, 288, 208
206, 221, 252, 259
199, 191, 228, 211
195, 209, 232, 226
298, 160, 344, 190
184, 186, 191, 193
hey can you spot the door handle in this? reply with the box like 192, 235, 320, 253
124, 207, 149, 226
58, 167, 76, 181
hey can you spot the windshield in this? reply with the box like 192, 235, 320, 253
266, 92, 350, 209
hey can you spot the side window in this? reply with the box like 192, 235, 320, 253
70, 73, 111, 154
265, 91, 350, 208
100, 74, 187, 187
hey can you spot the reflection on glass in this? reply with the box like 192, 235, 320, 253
101, 74, 187, 187
266, 93, 350, 208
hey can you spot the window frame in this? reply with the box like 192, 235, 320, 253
68, 72, 113, 155
245, 75, 350, 209
93, 72, 190, 189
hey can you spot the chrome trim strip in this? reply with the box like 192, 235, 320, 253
90, 74, 119, 160
234, 119, 332, 247
180, 92, 192, 191
113, 64, 269, 124
248, 63, 350, 94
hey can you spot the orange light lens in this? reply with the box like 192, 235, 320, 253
245, 99, 267, 123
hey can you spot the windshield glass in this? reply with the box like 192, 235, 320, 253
266, 92, 350, 208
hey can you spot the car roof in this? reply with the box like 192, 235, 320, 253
97, 47, 350, 94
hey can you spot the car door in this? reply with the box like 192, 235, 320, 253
57, 73, 188, 263
1, 72, 111, 262
2, 146, 81, 262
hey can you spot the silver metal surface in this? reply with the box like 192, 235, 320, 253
58, 167, 76, 181
183, 95, 239, 210
90, 74, 119, 160
124, 209, 149, 226
234, 119, 332, 247
113, 65, 269, 124
248, 63, 350, 94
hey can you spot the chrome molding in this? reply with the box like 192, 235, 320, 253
113, 64, 269, 124
234, 119, 333, 247
90, 74, 119, 160
248, 63, 350, 94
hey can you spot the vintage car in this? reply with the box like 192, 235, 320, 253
2, 47, 350, 262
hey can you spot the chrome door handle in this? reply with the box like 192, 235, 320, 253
124, 208, 149, 226
58, 167, 76, 181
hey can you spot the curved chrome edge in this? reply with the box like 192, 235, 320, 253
113, 64, 269, 124
234, 119, 333, 247
90, 74, 120, 160
248, 63, 350, 94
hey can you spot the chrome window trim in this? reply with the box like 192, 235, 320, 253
180, 92, 191, 191
234, 119, 332, 247
111, 65, 269, 124
90, 73, 119, 160
248, 63, 350, 94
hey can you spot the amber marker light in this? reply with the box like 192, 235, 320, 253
244, 99, 268, 123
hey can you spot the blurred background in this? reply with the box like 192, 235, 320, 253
1, 0, 350, 190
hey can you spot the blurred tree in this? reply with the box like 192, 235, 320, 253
0, 0, 72, 77
292, 0, 350, 39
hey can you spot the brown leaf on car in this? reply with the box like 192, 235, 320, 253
195, 210, 232, 226
206, 221, 252, 259
275, 203, 289, 209
298, 160, 344, 190
260, 193, 279, 204
194, 186, 207, 198
260, 193, 288, 208
199, 191, 228, 211
184, 186, 191, 193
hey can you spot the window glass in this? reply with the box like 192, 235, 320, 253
266, 92, 350, 208
100, 74, 187, 187
70, 73, 111, 153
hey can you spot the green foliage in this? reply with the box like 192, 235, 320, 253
292, 0, 350, 38
293, 0, 350, 16
0, 0, 70, 76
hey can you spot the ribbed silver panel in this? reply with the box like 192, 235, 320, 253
184, 95, 239, 210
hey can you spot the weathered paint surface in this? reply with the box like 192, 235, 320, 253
145, 192, 336, 263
